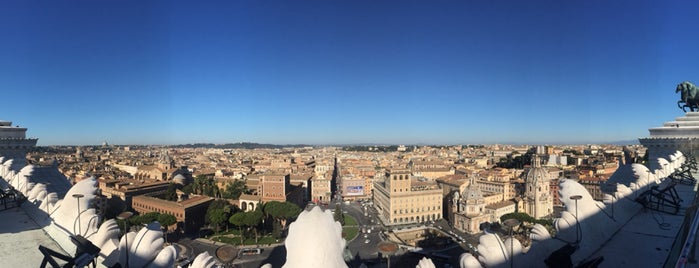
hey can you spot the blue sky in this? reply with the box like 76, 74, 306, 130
2, 1, 699, 146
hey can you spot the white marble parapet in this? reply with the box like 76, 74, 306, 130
648, 112, 699, 138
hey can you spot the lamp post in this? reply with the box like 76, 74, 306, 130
72, 194, 84, 236
503, 218, 520, 268
378, 241, 398, 268
117, 211, 133, 268
610, 194, 615, 220
570, 195, 582, 244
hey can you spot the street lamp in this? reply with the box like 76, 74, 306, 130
503, 218, 520, 268
72, 194, 84, 236
610, 194, 615, 220
378, 241, 398, 268
117, 211, 133, 268
570, 195, 582, 244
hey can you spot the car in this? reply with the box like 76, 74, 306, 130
364, 239, 370, 244
240, 248, 262, 256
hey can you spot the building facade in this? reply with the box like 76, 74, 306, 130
0, 120, 37, 165
131, 195, 213, 233
523, 155, 553, 219
373, 169, 442, 225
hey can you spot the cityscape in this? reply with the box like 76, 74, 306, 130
3, 117, 696, 268
3, 1, 699, 268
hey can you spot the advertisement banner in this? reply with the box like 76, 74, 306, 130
345, 185, 364, 196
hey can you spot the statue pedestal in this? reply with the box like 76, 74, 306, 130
640, 112, 699, 169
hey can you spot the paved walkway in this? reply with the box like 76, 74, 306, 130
0, 207, 67, 267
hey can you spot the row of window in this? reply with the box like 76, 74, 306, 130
393, 206, 441, 214
0, 145, 28, 149
392, 174, 409, 180
392, 214, 440, 223
133, 203, 182, 218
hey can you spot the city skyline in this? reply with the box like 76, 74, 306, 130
3, 1, 699, 146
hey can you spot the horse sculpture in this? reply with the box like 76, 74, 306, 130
676, 81, 699, 112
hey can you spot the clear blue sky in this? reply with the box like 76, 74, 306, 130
2, 1, 698, 146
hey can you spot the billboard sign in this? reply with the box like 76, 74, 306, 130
345, 185, 364, 196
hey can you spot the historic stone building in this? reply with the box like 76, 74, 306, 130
132, 194, 213, 233
523, 155, 553, 219
373, 168, 442, 225
453, 177, 490, 233
310, 174, 332, 203
639, 112, 699, 170
0, 120, 37, 166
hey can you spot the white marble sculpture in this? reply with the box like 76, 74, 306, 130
416, 257, 437, 268
281, 206, 348, 268
460, 151, 686, 268
0, 156, 180, 268
191, 251, 217, 268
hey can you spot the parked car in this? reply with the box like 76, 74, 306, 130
240, 248, 262, 256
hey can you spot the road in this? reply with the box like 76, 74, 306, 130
340, 200, 384, 262
176, 200, 475, 267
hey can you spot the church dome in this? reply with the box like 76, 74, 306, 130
173, 174, 188, 185
462, 177, 483, 201
526, 155, 549, 184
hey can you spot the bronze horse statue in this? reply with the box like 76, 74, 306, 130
677, 81, 699, 112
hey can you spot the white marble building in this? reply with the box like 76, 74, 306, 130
640, 112, 699, 170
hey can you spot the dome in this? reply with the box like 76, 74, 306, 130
462, 177, 483, 201
526, 155, 550, 185
173, 174, 186, 184
172, 174, 191, 185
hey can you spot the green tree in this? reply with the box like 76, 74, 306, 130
271, 221, 283, 239
334, 204, 345, 225
222, 179, 248, 199
158, 213, 177, 243
182, 184, 194, 195
207, 199, 235, 233
263, 201, 302, 229
158, 213, 177, 227
208, 209, 228, 233
500, 212, 535, 224
244, 210, 263, 243
229, 212, 247, 245
164, 183, 178, 201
